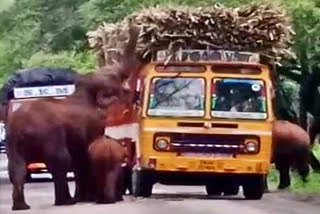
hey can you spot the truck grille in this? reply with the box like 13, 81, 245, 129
169, 133, 248, 154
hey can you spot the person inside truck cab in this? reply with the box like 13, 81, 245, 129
229, 89, 263, 113
215, 85, 264, 113
151, 78, 203, 111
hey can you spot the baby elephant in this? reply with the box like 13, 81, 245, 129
88, 136, 128, 204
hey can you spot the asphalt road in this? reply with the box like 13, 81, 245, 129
1, 154, 319, 214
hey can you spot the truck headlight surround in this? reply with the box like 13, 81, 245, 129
244, 139, 259, 154
154, 137, 171, 151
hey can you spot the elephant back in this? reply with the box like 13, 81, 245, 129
272, 120, 310, 148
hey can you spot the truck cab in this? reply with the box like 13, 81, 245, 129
132, 49, 274, 199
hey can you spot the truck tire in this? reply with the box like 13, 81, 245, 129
223, 184, 239, 196
205, 184, 223, 196
243, 175, 264, 200
132, 170, 153, 197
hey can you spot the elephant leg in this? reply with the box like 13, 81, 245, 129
46, 151, 75, 206
292, 145, 310, 181
86, 171, 97, 202
122, 166, 133, 195
74, 169, 90, 202
95, 165, 108, 204
309, 126, 320, 172
121, 167, 128, 195
8, 155, 30, 210
51, 171, 75, 206
115, 165, 124, 201
97, 164, 122, 204
275, 156, 291, 189
73, 152, 91, 202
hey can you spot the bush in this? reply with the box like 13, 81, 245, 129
313, 143, 320, 160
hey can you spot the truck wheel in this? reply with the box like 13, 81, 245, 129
243, 175, 264, 200
223, 184, 239, 196
205, 184, 222, 196
132, 170, 153, 197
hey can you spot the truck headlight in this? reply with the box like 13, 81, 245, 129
244, 140, 259, 153
154, 137, 170, 151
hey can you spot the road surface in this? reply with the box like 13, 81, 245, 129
1, 154, 319, 214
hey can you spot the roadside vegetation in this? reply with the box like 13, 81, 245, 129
0, 0, 14, 12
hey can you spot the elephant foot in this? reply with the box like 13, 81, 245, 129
75, 196, 89, 202
276, 186, 290, 193
264, 188, 271, 193
75, 192, 93, 202
12, 202, 30, 211
86, 193, 96, 202
55, 198, 76, 206
116, 195, 124, 202
278, 184, 290, 190
96, 198, 116, 204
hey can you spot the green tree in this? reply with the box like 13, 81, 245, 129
22, 51, 95, 73
288, 0, 320, 128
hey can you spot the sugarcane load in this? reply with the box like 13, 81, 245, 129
87, 4, 295, 67
86, 4, 297, 200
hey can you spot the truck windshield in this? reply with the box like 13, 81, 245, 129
211, 78, 267, 120
148, 77, 205, 117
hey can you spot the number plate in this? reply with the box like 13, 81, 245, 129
199, 160, 215, 170
181, 153, 232, 158
13, 85, 75, 98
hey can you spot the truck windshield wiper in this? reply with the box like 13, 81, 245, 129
153, 71, 183, 89
151, 80, 193, 109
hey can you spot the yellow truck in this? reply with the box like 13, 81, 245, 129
131, 49, 274, 199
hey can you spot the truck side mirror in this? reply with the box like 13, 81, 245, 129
133, 91, 141, 105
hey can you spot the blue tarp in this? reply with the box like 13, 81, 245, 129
0, 67, 78, 104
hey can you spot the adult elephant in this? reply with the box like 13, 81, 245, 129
300, 63, 320, 172
6, 24, 141, 210
267, 120, 310, 191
